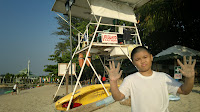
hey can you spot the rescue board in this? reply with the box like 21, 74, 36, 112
55, 84, 112, 111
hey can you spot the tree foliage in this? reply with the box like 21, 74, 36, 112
136, 0, 200, 55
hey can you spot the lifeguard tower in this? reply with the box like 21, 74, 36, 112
51, 0, 150, 111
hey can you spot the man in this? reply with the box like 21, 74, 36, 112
105, 46, 196, 112
12, 83, 18, 95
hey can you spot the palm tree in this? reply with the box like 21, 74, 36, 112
55, 41, 68, 58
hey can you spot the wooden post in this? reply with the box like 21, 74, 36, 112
66, 74, 69, 94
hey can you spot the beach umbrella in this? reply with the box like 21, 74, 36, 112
154, 45, 200, 61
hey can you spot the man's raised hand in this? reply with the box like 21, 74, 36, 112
177, 56, 196, 78
105, 61, 123, 81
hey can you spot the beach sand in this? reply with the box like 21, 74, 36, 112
0, 84, 199, 112
0, 84, 66, 112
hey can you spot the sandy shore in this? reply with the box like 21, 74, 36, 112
0, 84, 66, 112
0, 84, 199, 112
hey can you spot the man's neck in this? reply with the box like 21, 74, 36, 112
139, 69, 153, 76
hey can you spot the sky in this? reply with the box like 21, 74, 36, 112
0, 0, 62, 76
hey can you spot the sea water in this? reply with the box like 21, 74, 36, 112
0, 87, 12, 95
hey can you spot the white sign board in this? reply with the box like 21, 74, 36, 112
101, 34, 118, 43
58, 63, 76, 76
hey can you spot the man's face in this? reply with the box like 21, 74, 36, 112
132, 50, 153, 72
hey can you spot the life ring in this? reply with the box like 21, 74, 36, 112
86, 51, 91, 67
79, 53, 84, 68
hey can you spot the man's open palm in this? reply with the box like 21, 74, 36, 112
177, 56, 196, 78
105, 61, 123, 81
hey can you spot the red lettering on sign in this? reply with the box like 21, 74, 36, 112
101, 34, 118, 43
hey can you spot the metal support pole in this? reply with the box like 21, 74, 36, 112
98, 55, 108, 74
56, 13, 82, 35
86, 0, 98, 22
86, 58, 110, 96
119, 46, 138, 71
119, 46, 132, 63
104, 56, 105, 77
66, 17, 102, 111
74, 73, 82, 88
86, 24, 89, 45
78, 33, 80, 50
134, 23, 142, 46
28, 60, 30, 78
69, 10, 73, 92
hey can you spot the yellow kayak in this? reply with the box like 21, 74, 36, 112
55, 84, 111, 111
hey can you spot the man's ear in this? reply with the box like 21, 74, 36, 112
132, 60, 138, 71
151, 54, 153, 61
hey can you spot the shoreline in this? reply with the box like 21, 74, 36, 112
0, 83, 45, 88
0, 83, 46, 96
0, 84, 13, 88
